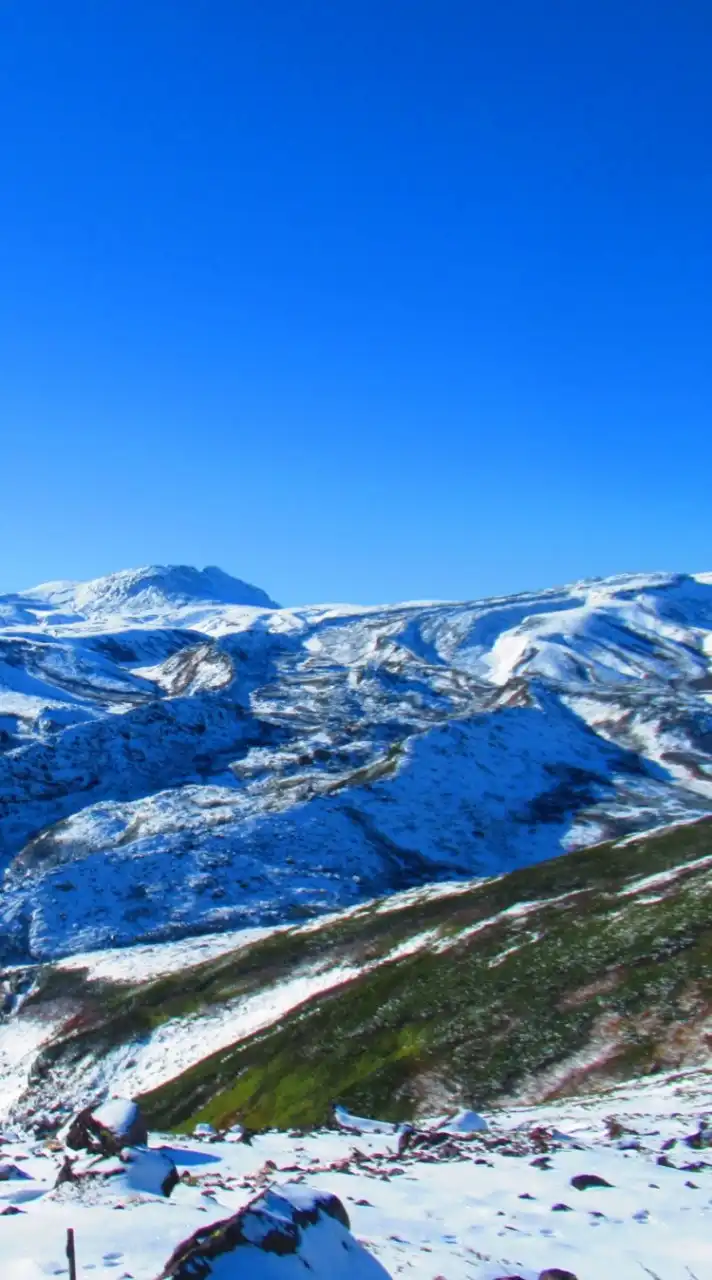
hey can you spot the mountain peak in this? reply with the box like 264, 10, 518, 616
24, 564, 280, 616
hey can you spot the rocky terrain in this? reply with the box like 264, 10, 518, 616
0, 564, 711, 963
3, 1073, 712, 1279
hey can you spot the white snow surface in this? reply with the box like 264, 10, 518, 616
3, 1068, 712, 1278
1, 565, 712, 961
435, 1108, 489, 1133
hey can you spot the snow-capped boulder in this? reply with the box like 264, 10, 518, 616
93, 1097, 148, 1147
156, 1183, 391, 1278
56, 1145, 178, 1198
62, 1098, 147, 1154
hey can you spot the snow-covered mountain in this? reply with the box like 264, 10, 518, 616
1, 565, 711, 962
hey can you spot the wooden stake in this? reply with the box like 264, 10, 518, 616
66, 1227, 77, 1280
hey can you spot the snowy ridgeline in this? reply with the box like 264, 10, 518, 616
0, 565, 712, 962
2, 1070, 712, 1279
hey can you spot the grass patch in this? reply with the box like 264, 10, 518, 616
19, 816, 712, 1130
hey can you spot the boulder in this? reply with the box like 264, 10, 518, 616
156, 1183, 392, 1278
56, 1146, 178, 1198
93, 1098, 148, 1147
63, 1098, 147, 1156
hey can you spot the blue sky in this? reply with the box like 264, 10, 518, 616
1, 2, 710, 606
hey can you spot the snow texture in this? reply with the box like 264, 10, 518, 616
2, 1068, 712, 1278
1, 566, 712, 962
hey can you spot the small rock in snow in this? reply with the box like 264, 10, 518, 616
0, 1163, 31, 1181
570, 1173, 613, 1191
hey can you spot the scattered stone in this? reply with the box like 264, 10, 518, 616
530, 1126, 552, 1151
570, 1173, 613, 1191
551, 1202, 572, 1211
192, 1123, 219, 1141
224, 1124, 256, 1145
0, 1162, 31, 1181
531, 1156, 552, 1170
685, 1124, 711, 1150
539, 1271, 580, 1280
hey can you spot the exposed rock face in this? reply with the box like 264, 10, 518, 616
156, 1183, 391, 1278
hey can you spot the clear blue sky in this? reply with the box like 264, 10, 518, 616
1, 1, 710, 606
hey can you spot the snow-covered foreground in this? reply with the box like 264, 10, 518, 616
3, 1068, 712, 1279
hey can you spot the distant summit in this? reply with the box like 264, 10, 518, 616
23, 564, 280, 617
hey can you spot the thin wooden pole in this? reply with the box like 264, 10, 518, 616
66, 1227, 77, 1280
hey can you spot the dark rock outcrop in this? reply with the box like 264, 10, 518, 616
156, 1183, 391, 1278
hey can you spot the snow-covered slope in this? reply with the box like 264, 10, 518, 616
3, 1071, 712, 1280
1, 566, 712, 961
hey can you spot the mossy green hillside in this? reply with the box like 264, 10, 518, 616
20, 816, 712, 1129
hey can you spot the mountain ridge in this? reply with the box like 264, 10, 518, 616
0, 565, 711, 963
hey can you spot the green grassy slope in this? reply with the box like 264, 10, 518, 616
20, 816, 712, 1131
